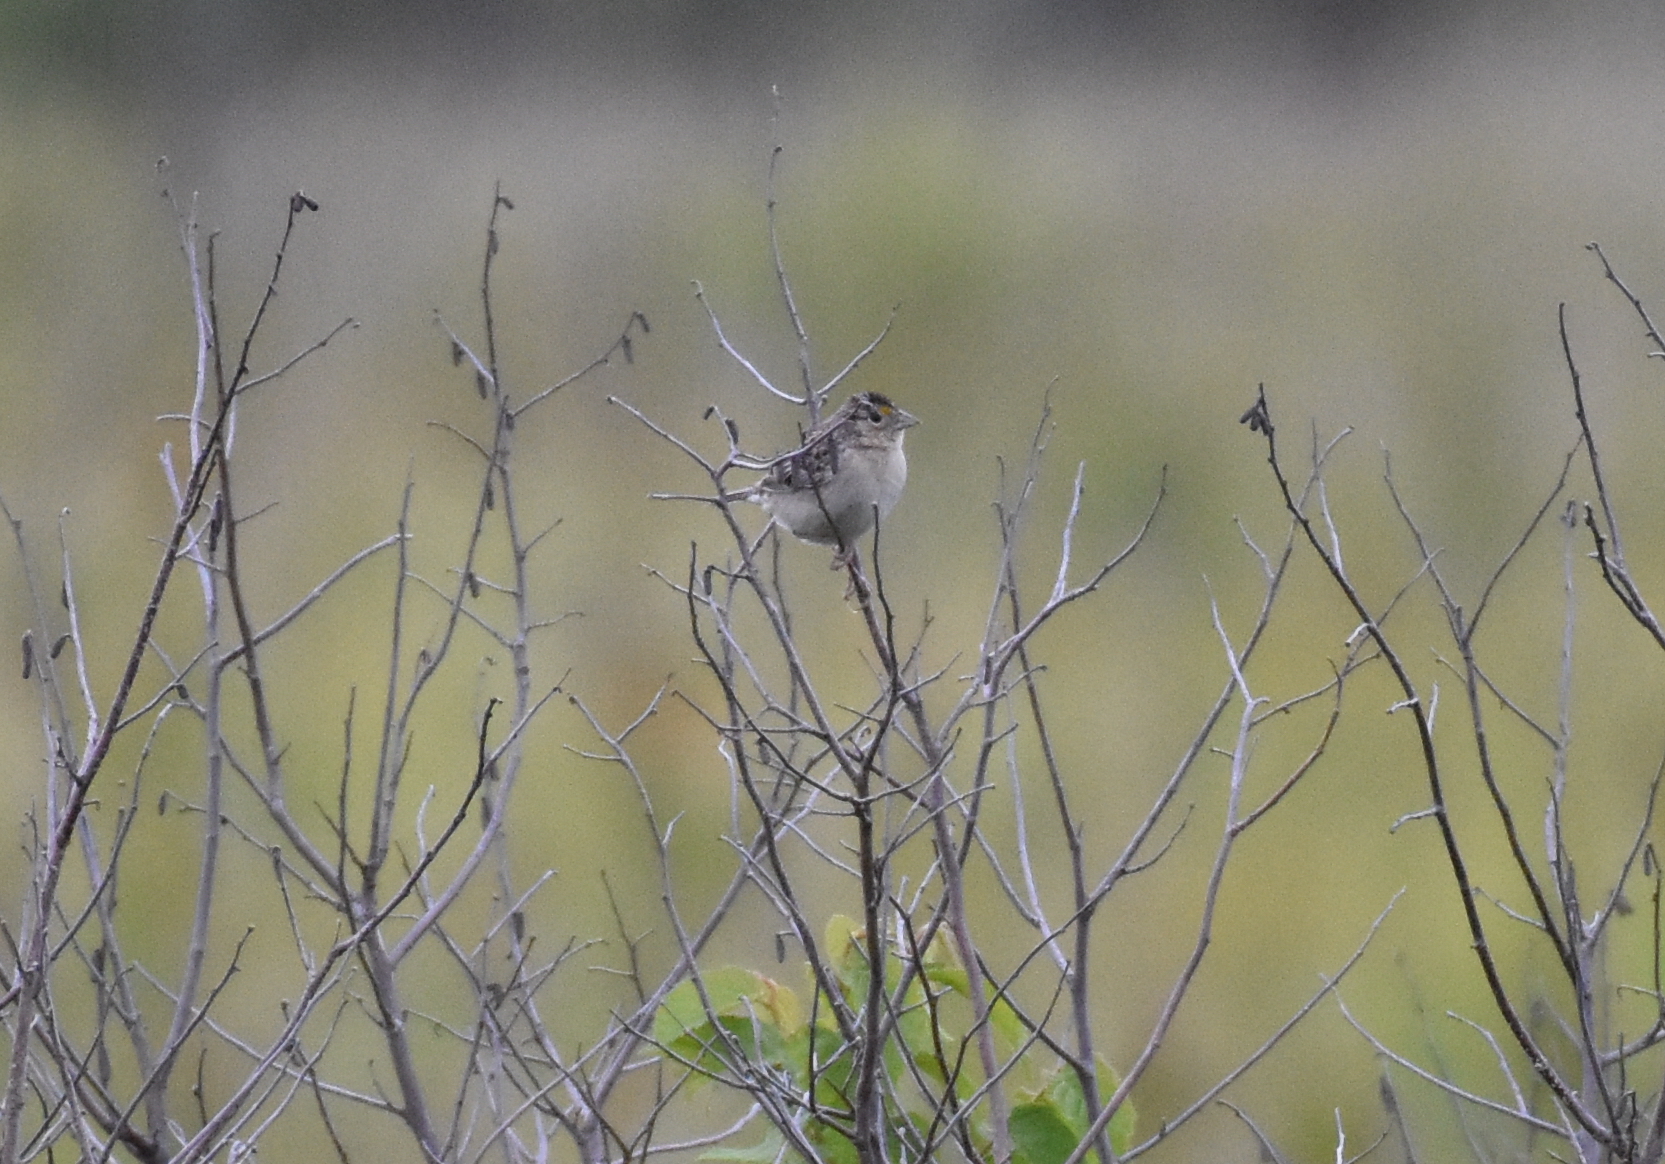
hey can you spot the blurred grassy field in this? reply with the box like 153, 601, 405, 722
7, 7, 1665, 1159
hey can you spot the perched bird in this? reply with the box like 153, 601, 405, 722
743, 391, 919, 558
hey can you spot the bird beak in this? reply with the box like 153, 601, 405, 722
894, 407, 920, 429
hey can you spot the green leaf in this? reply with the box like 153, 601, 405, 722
893, 986, 956, 1085
1010, 1059, 1137, 1163
699, 1128, 785, 1163
918, 933, 967, 997
1091, 1057, 1137, 1157
989, 997, 1028, 1062
655, 968, 753, 1045
805, 1120, 862, 1164
1010, 1100, 1079, 1164
783, 1020, 856, 1101
824, 914, 869, 1002
654, 967, 804, 1080
923, 962, 971, 996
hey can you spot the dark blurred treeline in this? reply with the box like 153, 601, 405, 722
1, 0, 1561, 110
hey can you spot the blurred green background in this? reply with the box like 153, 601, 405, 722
7, 1, 1665, 1160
